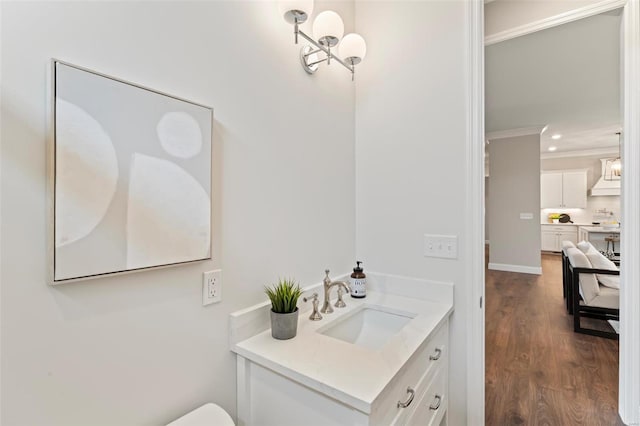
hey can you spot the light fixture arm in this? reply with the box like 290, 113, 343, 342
306, 57, 328, 67
295, 26, 355, 73
303, 48, 323, 57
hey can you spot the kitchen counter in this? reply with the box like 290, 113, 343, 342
579, 226, 621, 234
578, 226, 620, 252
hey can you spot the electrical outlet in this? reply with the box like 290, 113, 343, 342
424, 234, 458, 259
203, 269, 222, 306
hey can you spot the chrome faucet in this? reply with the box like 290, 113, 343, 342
321, 269, 351, 314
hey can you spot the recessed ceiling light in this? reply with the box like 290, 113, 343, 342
548, 146, 557, 152
551, 134, 562, 140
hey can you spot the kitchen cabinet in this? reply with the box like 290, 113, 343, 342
541, 225, 578, 252
541, 173, 563, 208
541, 171, 587, 209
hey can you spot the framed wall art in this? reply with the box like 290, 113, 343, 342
50, 60, 213, 283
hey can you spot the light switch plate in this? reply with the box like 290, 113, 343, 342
203, 270, 222, 306
520, 213, 534, 220
424, 234, 458, 259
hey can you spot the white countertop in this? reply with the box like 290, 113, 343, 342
541, 222, 590, 226
231, 290, 453, 414
579, 226, 621, 233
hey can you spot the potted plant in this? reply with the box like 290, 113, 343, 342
265, 278, 303, 340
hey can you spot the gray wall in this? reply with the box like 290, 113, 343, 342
485, 12, 620, 133
1, 2, 355, 425
488, 134, 541, 271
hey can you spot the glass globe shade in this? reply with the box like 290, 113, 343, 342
612, 159, 622, 176
313, 10, 344, 46
278, 0, 314, 24
339, 33, 366, 64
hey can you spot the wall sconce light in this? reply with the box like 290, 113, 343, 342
279, 1, 367, 80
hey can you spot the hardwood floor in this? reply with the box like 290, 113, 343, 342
485, 252, 622, 426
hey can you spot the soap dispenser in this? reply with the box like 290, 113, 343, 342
350, 261, 366, 298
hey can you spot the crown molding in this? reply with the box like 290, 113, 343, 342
485, 0, 627, 46
540, 147, 619, 159
486, 126, 546, 142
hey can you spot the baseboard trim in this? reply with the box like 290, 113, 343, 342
488, 263, 542, 275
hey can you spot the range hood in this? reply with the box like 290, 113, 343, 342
590, 158, 621, 196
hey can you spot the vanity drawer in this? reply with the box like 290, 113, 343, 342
407, 367, 447, 426
372, 320, 448, 426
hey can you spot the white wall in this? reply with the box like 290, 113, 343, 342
0, 2, 355, 425
488, 134, 542, 271
540, 154, 621, 224
354, 1, 470, 424
486, 177, 490, 242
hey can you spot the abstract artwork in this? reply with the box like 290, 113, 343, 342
52, 60, 213, 282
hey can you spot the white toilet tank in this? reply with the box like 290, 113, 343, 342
167, 403, 235, 426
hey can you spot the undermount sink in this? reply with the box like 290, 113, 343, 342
319, 306, 415, 350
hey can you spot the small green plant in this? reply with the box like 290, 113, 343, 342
265, 278, 303, 314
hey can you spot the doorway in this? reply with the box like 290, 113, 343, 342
466, 1, 640, 424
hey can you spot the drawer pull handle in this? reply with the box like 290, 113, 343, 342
429, 348, 442, 361
429, 394, 442, 410
397, 387, 415, 408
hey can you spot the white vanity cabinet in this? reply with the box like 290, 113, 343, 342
235, 318, 449, 426
541, 225, 578, 252
368, 321, 448, 426
387, 324, 449, 426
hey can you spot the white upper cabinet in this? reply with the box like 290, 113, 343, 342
541, 170, 587, 209
561, 171, 588, 208
541, 173, 563, 208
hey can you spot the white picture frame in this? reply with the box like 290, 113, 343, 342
49, 60, 213, 284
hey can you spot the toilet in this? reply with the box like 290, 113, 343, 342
167, 403, 235, 426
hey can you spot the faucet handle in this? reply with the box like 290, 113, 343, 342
303, 293, 322, 321
303, 292, 317, 303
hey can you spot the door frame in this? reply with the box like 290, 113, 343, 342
467, 0, 640, 424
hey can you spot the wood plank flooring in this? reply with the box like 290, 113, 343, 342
485, 252, 622, 426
